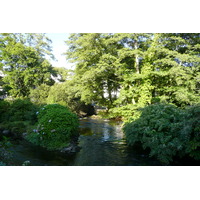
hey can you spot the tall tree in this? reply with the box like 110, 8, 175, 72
65, 33, 121, 108
0, 33, 54, 60
0, 34, 55, 98
147, 33, 200, 107
65, 33, 200, 119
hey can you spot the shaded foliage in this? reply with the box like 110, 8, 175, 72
123, 103, 200, 164
184, 105, 200, 160
0, 99, 38, 138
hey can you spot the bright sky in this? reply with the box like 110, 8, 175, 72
46, 33, 74, 69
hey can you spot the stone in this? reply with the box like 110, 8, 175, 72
2, 130, 10, 135
60, 143, 81, 154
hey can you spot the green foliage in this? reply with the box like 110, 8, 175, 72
0, 34, 55, 98
183, 105, 200, 160
123, 104, 185, 164
0, 136, 12, 148
0, 100, 10, 122
47, 83, 69, 107
29, 84, 51, 105
26, 104, 79, 150
52, 67, 73, 82
0, 33, 55, 60
65, 33, 121, 108
8, 98, 38, 123
109, 104, 141, 121
0, 99, 39, 137
65, 33, 200, 119
9, 121, 27, 135
123, 103, 200, 164
47, 81, 94, 116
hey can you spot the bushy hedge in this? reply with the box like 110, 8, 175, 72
0, 100, 10, 122
123, 103, 200, 164
0, 99, 38, 137
26, 104, 79, 150
184, 105, 200, 160
8, 99, 38, 123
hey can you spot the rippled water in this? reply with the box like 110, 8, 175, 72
7, 118, 162, 166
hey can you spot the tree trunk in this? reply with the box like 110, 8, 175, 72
134, 40, 140, 74
107, 80, 113, 104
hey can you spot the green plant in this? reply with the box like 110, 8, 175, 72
109, 104, 142, 121
26, 104, 79, 150
123, 103, 185, 164
123, 103, 200, 164
183, 105, 200, 160
0, 99, 40, 138
9, 99, 38, 123
29, 84, 51, 105
0, 100, 10, 122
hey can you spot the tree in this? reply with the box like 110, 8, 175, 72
65, 33, 121, 108
65, 33, 200, 119
147, 33, 200, 107
29, 84, 51, 105
111, 33, 200, 119
47, 80, 90, 115
0, 33, 55, 59
0, 34, 55, 98
52, 67, 74, 82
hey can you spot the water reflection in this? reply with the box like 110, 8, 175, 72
74, 119, 160, 166
102, 126, 109, 141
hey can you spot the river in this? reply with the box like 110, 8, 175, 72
5, 118, 163, 166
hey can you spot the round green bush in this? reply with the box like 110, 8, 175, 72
26, 104, 79, 150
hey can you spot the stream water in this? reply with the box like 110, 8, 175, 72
6, 118, 162, 166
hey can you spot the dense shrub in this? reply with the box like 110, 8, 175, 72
183, 105, 200, 160
123, 103, 186, 164
124, 103, 200, 164
8, 99, 38, 124
0, 100, 10, 122
0, 99, 39, 137
26, 104, 79, 150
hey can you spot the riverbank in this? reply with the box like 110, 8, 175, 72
1, 118, 199, 166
